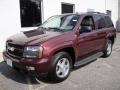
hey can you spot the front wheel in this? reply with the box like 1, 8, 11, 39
103, 40, 113, 57
48, 52, 72, 82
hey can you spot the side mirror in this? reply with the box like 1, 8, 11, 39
80, 26, 92, 34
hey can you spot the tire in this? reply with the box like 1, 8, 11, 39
103, 40, 113, 57
48, 52, 72, 82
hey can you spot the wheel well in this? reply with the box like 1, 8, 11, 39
108, 36, 115, 44
54, 47, 76, 65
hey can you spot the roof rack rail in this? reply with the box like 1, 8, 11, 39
87, 11, 106, 14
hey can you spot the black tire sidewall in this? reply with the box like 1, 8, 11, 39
48, 52, 72, 82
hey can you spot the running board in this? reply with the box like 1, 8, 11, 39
74, 52, 103, 67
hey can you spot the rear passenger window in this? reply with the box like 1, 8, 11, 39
105, 16, 114, 28
94, 15, 106, 29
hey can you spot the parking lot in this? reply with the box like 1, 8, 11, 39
0, 33, 120, 90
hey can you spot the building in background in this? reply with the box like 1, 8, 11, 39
117, 0, 120, 31
0, 0, 118, 52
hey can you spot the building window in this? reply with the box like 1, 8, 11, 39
61, 3, 75, 14
20, 0, 42, 27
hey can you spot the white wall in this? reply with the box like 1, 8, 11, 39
0, 0, 21, 51
75, 0, 106, 13
43, 0, 107, 20
106, 0, 118, 27
43, 0, 61, 21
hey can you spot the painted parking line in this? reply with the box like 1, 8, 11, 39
26, 76, 34, 90
34, 77, 49, 90
26, 76, 49, 90
34, 84, 49, 90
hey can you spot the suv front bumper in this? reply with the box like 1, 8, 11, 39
3, 51, 50, 76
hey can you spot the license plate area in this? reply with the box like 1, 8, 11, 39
6, 59, 12, 67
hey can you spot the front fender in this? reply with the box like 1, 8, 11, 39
42, 40, 75, 60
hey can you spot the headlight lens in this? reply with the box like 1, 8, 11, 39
23, 46, 43, 58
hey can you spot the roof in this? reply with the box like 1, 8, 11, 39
59, 12, 108, 16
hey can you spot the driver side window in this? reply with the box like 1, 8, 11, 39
80, 16, 95, 34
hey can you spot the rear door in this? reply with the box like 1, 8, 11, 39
93, 15, 107, 51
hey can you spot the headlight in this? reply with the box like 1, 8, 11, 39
23, 46, 43, 58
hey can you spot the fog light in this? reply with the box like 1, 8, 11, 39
26, 66, 35, 71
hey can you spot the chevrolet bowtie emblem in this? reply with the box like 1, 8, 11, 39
8, 46, 15, 52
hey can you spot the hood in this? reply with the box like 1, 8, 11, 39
7, 29, 63, 45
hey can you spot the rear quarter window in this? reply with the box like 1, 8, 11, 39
94, 15, 106, 29
105, 16, 114, 28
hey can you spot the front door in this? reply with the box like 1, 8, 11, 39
76, 16, 98, 59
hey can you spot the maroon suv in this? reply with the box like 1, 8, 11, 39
3, 12, 116, 82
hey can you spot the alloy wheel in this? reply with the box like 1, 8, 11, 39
56, 58, 70, 78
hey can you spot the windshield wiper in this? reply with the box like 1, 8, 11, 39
38, 26, 47, 29
48, 27, 64, 32
37, 26, 50, 32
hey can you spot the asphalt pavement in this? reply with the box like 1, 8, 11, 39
0, 33, 120, 90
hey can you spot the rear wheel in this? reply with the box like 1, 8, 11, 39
48, 52, 72, 82
103, 40, 112, 57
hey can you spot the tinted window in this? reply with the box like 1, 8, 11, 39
105, 16, 114, 28
80, 16, 95, 33
94, 15, 106, 29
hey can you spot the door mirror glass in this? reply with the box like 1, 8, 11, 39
80, 26, 92, 34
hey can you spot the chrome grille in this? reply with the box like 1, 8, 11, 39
6, 42, 24, 58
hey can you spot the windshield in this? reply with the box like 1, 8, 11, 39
40, 15, 80, 31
